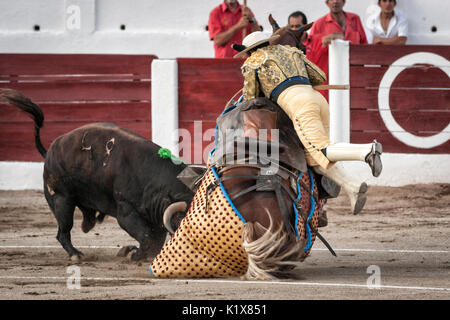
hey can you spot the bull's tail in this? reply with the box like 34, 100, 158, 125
0, 88, 47, 158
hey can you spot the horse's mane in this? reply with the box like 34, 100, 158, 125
242, 209, 304, 280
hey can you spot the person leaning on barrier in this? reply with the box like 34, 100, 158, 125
233, 31, 383, 215
365, 0, 408, 45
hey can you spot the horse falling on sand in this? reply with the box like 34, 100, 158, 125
150, 16, 337, 280
152, 97, 337, 280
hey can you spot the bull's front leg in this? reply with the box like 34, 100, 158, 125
116, 200, 166, 261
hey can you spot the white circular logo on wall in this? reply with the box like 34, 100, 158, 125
378, 52, 450, 149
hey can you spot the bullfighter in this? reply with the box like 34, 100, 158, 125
233, 31, 383, 214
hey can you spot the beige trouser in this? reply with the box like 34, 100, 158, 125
276, 85, 374, 214
276, 85, 374, 169
276, 85, 331, 169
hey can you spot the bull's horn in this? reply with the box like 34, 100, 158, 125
163, 201, 187, 234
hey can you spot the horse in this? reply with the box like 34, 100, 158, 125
149, 16, 336, 280
152, 97, 336, 280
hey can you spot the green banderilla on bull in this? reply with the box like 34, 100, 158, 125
157, 148, 186, 165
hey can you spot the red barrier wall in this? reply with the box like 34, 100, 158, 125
349, 45, 449, 154
0, 53, 156, 161
1, 47, 448, 163
177, 58, 243, 163
176, 46, 449, 162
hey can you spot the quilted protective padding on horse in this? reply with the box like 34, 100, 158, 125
150, 169, 248, 278
294, 169, 321, 257
149, 168, 321, 278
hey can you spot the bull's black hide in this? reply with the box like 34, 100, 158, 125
1, 89, 194, 261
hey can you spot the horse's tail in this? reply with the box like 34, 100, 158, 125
0, 88, 47, 158
242, 209, 304, 280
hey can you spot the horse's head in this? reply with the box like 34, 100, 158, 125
269, 14, 313, 53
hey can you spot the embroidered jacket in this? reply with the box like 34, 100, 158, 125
241, 44, 326, 101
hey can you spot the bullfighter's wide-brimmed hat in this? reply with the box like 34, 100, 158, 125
233, 32, 280, 58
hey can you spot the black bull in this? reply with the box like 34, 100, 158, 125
0, 89, 194, 261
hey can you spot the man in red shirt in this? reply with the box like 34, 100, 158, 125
208, 0, 261, 58
307, 0, 368, 100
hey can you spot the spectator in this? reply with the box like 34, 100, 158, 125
288, 11, 308, 30
287, 11, 308, 43
208, 0, 262, 58
307, 0, 368, 100
365, 0, 408, 45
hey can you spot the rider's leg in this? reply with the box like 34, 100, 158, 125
323, 142, 383, 177
276, 85, 383, 177
313, 163, 368, 215
277, 85, 331, 168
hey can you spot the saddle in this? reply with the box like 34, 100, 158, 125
211, 97, 307, 173
179, 98, 339, 200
